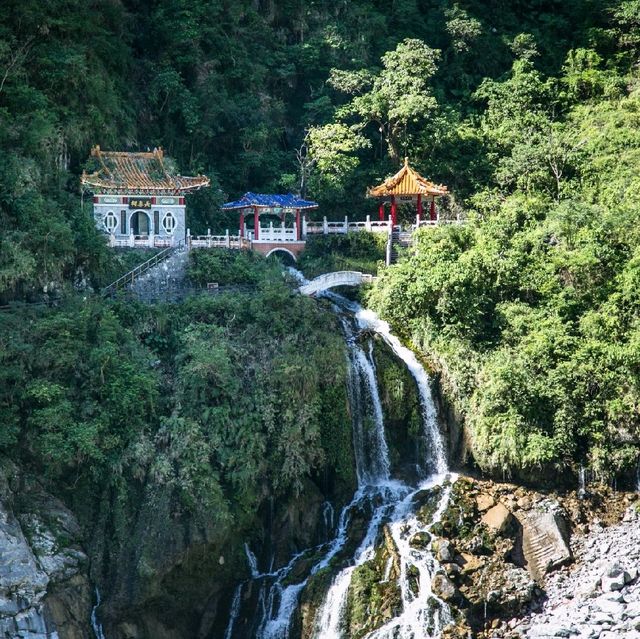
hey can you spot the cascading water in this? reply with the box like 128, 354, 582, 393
225, 276, 454, 639
91, 588, 106, 639
225, 585, 243, 639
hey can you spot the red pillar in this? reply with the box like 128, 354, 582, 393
239, 210, 245, 237
295, 209, 301, 240
254, 206, 259, 240
378, 201, 385, 221
430, 196, 436, 222
417, 194, 423, 224
391, 196, 397, 227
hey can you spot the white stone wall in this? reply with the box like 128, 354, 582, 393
92, 195, 187, 242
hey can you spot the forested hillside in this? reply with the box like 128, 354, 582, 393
2, 0, 640, 564
1, 0, 630, 299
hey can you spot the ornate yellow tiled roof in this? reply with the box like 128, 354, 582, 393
81, 146, 210, 194
368, 158, 448, 198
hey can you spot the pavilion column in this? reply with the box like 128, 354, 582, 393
254, 205, 259, 240
430, 196, 436, 222
295, 209, 301, 241
378, 201, 385, 221
391, 196, 397, 227
239, 211, 245, 237
417, 194, 423, 224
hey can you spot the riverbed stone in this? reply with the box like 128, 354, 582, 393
432, 572, 457, 601
436, 539, 455, 562
482, 503, 512, 533
477, 494, 496, 512
601, 563, 629, 592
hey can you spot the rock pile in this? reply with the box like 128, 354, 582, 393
508, 501, 640, 639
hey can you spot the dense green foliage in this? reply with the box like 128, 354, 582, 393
0, 0, 625, 300
0, 254, 352, 542
299, 232, 387, 277
368, 69, 640, 481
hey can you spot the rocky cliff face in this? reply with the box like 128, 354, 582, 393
0, 459, 92, 639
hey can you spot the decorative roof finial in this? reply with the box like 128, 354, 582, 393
404, 156, 409, 166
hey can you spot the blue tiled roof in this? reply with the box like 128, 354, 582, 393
222, 192, 319, 210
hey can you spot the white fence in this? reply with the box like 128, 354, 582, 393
255, 223, 299, 243
305, 215, 392, 236
109, 234, 178, 248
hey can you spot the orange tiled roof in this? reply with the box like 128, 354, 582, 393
80, 146, 210, 194
368, 158, 448, 198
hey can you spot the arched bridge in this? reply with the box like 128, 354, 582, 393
299, 271, 375, 296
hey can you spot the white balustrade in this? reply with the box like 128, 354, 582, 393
255, 224, 298, 242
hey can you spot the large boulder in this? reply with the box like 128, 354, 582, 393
518, 500, 571, 582
476, 494, 496, 512
432, 573, 457, 602
482, 503, 512, 533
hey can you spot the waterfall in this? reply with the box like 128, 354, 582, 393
234, 283, 452, 639
354, 307, 447, 475
339, 312, 391, 485
244, 543, 261, 579
224, 584, 243, 639
578, 466, 587, 499
91, 588, 106, 639
312, 296, 452, 639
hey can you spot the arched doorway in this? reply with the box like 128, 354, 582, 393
265, 247, 297, 265
130, 210, 151, 236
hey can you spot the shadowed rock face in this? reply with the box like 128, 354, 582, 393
0, 461, 92, 639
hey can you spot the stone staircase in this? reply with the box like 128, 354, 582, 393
102, 240, 187, 300
386, 229, 414, 266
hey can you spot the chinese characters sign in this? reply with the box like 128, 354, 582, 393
129, 197, 152, 209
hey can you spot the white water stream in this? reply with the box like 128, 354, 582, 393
227, 277, 454, 639
91, 588, 106, 639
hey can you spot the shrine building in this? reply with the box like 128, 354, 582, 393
368, 158, 448, 227
221, 192, 319, 259
81, 146, 210, 247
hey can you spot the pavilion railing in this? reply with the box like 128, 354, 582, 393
189, 233, 250, 249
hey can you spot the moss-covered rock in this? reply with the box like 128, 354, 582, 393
370, 337, 423, 481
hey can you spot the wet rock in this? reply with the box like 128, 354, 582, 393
0, 461, 91, 639
408, 531, 431, 550
436, 539, 455, 563
482, 504, 513, 534
432, 572, 457, 602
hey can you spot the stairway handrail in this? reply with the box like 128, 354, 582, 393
102, 239, 185, 297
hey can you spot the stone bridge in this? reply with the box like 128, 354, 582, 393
299, 271, 375, 295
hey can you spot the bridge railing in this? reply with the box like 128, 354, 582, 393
412, 218, 464, 230
299, 270, 376, 295
255, 224, 299, 243
305, 216, 392, 236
